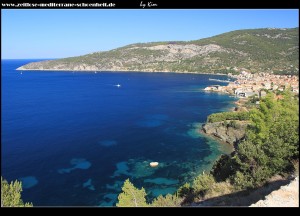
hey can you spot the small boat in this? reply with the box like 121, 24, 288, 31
114, 84, 121, 88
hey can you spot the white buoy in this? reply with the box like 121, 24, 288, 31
150, 162, 159, 167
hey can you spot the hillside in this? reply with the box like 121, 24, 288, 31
17, 28, 299, 74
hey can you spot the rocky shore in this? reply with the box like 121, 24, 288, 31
201, 121, 248, 146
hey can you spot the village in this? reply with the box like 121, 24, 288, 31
204, 70, 299, 98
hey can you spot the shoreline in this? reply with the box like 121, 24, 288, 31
16, 68, 228, 76
198, 78, 244, 151
199, 127, 235, 153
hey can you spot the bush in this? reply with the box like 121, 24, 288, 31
177, 183, 195, 205
177, 183, 193, 198
151, 194, 182, 207
211, 154, 238, 182
207, 111, 250, 123
226, 120, 240, 129
193, 173, 215, 196
231, 171, 255, 190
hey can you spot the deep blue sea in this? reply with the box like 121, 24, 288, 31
1, 59, 237, 206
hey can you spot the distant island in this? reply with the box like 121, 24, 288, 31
17, 28, 299, 75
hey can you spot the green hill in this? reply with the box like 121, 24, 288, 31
17, 27, 299, 74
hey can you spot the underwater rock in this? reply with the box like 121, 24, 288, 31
111, 161, 132, 177
18, 176, 38, 189
58, 158, 91, 174
144, 178, 179, 185
83, 178, 95, 191
151, 187, 177, 197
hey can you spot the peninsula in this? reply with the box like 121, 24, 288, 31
17, 28, 298, 75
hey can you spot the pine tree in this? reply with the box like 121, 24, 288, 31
232, 91, 299, 189
116, 179, 147, 207
1, 177, 33, 207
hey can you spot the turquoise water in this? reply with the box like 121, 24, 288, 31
2, 59, 236, 206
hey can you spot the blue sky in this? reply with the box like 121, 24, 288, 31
2, 9, 299, 59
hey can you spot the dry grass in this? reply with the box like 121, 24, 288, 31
204, 181, 236, 199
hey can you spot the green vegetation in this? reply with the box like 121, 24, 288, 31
116, 179, 148, 207
207, 111, 250, 123
1, 177, 33, 207
20, 28, 299, 75
117, 179, 183, 207
151, 194, 182, 207
117, 90, 299, 207
228, 90, 299, 189
192, 173, 215, 196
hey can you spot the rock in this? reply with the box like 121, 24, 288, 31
202, 121, 248, 146
250, 177, 299, 207
150, 162, 159, 167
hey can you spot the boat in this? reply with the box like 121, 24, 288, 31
114, 84, 121, 88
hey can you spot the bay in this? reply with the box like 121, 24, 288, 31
1, 59, 236, 206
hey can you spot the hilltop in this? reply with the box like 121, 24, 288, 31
17, 28, 299, 74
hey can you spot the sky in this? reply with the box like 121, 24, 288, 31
2, 9, 299, 59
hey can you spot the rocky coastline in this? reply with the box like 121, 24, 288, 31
201, 120, 248, 147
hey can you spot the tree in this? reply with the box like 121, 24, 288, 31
1, 177, 33, 207
231, 91, 299, 189
116, 179, 147, 207
208, 90, 299, 190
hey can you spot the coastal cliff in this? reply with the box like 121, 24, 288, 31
17, 28, 298, 74
202, 121, 248, 146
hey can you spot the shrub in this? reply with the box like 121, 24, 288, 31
207, 111, 250, 123
193, 173, 215, 196
151, 194, 182, 207
177, 183, 193, 198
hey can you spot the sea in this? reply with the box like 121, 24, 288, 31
1, 59, 237, 206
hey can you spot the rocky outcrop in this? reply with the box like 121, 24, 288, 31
250, 177, 299, 207
202, 121, 248, 145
